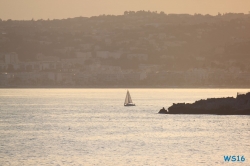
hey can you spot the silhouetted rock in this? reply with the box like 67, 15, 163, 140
158, 107, 168, 114
160, 92, 250, 115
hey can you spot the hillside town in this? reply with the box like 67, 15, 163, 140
0, 11, 250, 87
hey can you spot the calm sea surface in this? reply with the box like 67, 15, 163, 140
0, 89, 250, 166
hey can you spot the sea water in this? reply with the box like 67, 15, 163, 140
0, 89, 249, 166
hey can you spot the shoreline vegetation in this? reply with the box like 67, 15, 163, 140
1, 85, 250, 89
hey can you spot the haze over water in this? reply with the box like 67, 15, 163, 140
0, 89, 249, 165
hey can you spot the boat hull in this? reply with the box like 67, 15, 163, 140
124, 103, 136, 106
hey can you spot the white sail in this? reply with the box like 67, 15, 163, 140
124, 91, 129, 104
127, 91, 133, 103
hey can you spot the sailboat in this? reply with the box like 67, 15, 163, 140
124, 90, 136, 106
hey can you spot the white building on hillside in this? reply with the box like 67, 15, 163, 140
109, 52, 121, 59
96, 51, 122, 59
127, 54, 148, 61
75, 52, 92, 59
96, 51, 110, 59
5, 52, 19, 65
36, 53, 59, 61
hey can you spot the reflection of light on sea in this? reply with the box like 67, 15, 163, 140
0, 89, 249, 165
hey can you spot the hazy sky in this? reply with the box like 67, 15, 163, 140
0, 0, 250, 20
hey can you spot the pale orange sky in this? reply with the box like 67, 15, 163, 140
0, 0, 250, 20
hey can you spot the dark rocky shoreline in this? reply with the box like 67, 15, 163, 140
159, 92, 250, 115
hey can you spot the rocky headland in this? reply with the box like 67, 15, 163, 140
159, 92, 250, 115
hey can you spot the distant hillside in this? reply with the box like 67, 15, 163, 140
0, 11, 250, 72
